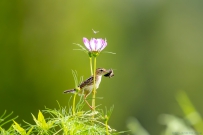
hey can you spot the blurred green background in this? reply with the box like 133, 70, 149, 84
1, 0, 203, 134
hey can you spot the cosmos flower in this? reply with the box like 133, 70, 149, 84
83, 37, 107, 52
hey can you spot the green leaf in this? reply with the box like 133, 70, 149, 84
13, 121, 26, 135
26, 127, 33, 135
73, 43, 88, 54
0, 111, 18, 127
32, 110, 53, 131
31, 113, 39, 126
38, 110, 48, 129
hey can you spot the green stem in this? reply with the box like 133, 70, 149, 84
89, 57, 93, 75
92, 57, 97, 112
105, 120, 109, 135
72, 93, 76, 115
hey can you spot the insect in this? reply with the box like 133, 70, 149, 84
92, 29, 99, 34
104, 69, 114, 78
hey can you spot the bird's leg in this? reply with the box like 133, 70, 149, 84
84, 95, 93, 110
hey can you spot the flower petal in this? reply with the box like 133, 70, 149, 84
95, 39, 102, 51
83, 37, 91, 51
99, 38, 107, 51
90, 38, 97, 51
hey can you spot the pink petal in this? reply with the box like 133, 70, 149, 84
95, 39, 102, 51
90, 38, 97, 51
83, 37, 91, 51
100, 38, 107, 51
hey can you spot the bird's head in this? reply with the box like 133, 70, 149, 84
95, 68, 108, 76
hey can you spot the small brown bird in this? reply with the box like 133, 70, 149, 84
64, 68, 110, 108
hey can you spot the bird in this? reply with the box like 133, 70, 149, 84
64, 68, 109, 109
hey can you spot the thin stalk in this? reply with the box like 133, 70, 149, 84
62, 123, 68, 135
105, 120, 109, 135
89, 57, 93, 75
92, 57, 97, 112
53, 128, 63, 135
72, 93, 76, 115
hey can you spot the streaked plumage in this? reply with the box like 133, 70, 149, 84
64, 68, 108, 98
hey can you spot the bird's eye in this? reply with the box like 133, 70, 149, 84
99, 69, 103, 72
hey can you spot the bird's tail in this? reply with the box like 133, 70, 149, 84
63, 89, 76, 94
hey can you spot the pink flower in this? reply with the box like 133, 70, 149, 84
83, 37, 107, 52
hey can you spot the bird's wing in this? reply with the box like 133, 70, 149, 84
79, 76, 94, 88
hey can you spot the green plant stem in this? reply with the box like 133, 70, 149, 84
73, 93, 76, 115
92, 57, 97, 112
105, 120, 109, 135
61, 121, 68, 135
89, 57, 93, 75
